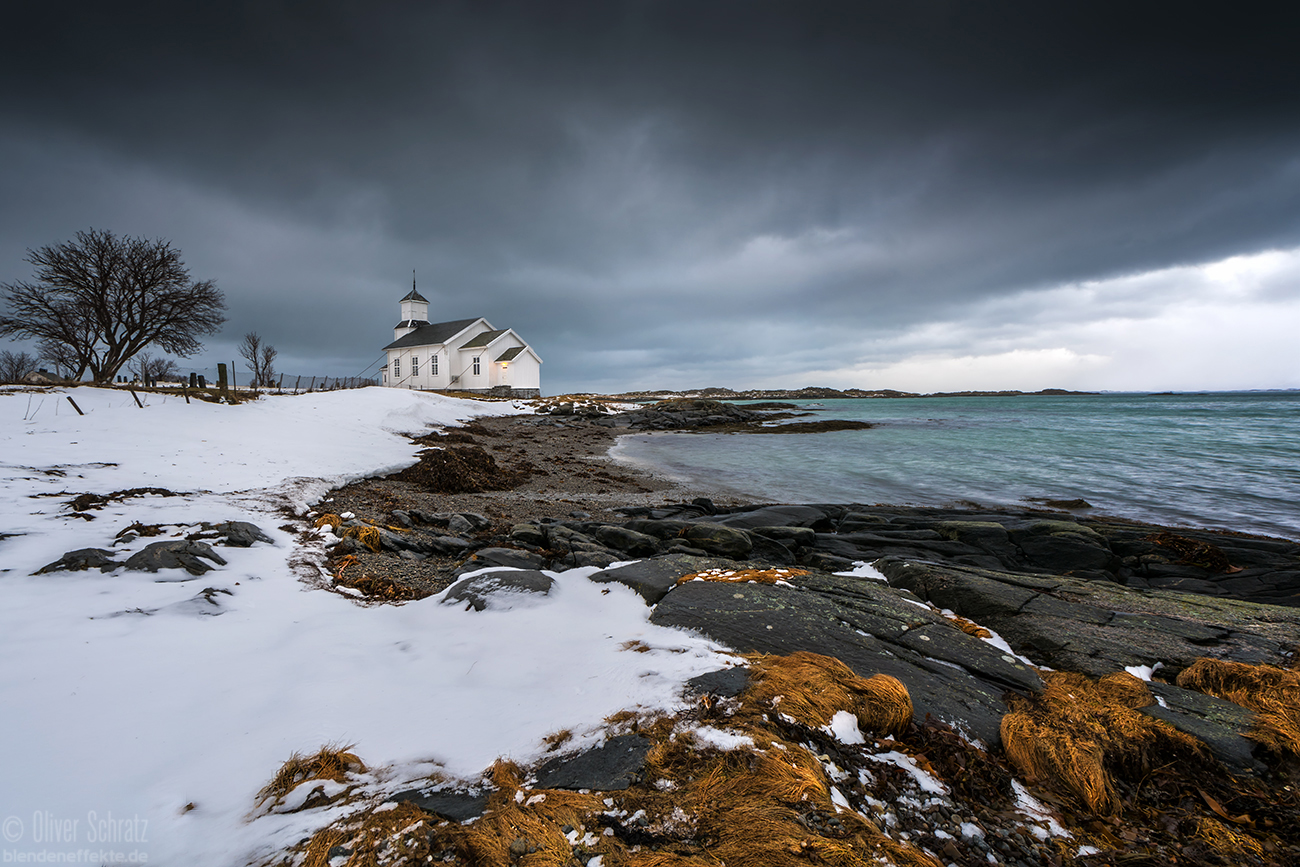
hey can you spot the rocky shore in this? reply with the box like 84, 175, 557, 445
280, 402, 1300, 866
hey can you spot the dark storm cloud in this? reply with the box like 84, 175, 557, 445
2, 1, 1299, 390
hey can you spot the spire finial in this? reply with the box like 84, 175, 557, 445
412, 269, 416, 293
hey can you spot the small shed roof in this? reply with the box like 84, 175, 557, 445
459, 329, 508, 349
495, 346, 525, 362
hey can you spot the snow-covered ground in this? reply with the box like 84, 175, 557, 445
0, 387, 734, 866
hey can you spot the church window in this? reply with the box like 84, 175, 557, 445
473, 356, 481, 376
392, 357, 400, 378
431, 355, 438, 375
412, 356, 419, 376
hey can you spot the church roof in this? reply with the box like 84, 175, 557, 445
495, 346, 525, 362
400, 287, 429, 303
459, 329, 508, 349
383, 317, 480, 350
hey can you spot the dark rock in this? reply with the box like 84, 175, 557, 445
213, 521, 273, 547
651, 577, 1026, 746
594, 525, 662, 557
588, 554, 734, 604
681, 524, 753, 558
34, 548, 119, 575
707, 505, 832, 530
534, 734, 652, 791
125, 540, 227, 577
454, 547, 546, 575
685, 667, 751, 698
509, 523, 547, 547
1141, 682, 1264, 776
419, 533, 476, 555
443, 569, 555, 611
387, 788, 489, 822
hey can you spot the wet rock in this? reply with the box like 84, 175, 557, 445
443, 569, 555, 611
706, 505, 833, 530
124, 540, 227, 576
509, 523, 547, 547
534, 734, 652, 791
34, 548, 119, 574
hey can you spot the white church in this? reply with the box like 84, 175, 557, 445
380, 287, 542, 397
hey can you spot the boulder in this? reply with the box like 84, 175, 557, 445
594, 525, 662, 557
212, 521, 273, 547
684, 667, 751, 698
443, 569, 555, 611
681, 524, 753, 558
454, 547, 546, 575
708, 505, 833, 530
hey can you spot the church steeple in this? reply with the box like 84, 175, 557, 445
395, 271, 429, 339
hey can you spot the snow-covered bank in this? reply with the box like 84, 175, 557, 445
0, 387, 733, 866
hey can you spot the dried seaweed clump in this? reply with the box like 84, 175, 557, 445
1145, 531, 1240, 573
744, 650, 913, 737
676, 566, 809, 586
1001, 671, 1204, 814
1177, 657, 1300, 757
388, 445, 528, 494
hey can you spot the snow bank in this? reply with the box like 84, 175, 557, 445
0, 388, 734, 866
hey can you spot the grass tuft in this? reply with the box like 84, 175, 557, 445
743, 650, 913, 736
256, 744, 365, 808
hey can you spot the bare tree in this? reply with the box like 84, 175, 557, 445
0, 229, 226, 383
239, 332, 279, 387
127, 351, 179, 383
0, 349, 38, 382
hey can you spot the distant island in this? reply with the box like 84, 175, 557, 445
603, 386, 1099, 400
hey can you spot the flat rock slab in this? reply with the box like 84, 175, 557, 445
387, 789, 489, 822
878, 556, 1300, 678
124, 540, 227, 576
706, 505, 834, 530
443, 569, 555, 611
588, 554, 735, 604
650, 578, 1026, 747
535, 734, 652, 791
35, 548, 119, 575
685, 667, 751, 698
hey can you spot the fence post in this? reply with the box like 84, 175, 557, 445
217, 363, 228, 395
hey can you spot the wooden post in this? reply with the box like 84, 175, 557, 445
294, 375, 301, 394
66, 396, 84, 416
217, 363, 228, 394
231, 362, 237, 391
307, 376, 315, 392
129, 389, 144, 408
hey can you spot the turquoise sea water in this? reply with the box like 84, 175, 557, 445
609, 392, 1300, 540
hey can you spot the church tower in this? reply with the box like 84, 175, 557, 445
394, 274, 429, 340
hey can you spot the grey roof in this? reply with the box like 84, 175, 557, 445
459, 329, 507, 349
383, 318, 480, 350
495, 346, 525, 362
400, 288, 428, 303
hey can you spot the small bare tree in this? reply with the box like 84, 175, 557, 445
0, 349, 38, 382
0, 229, 225, 382
239, 332, 279, 388
127, 351, 179, 383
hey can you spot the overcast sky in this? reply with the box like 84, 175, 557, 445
2, 1, 1299, 394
